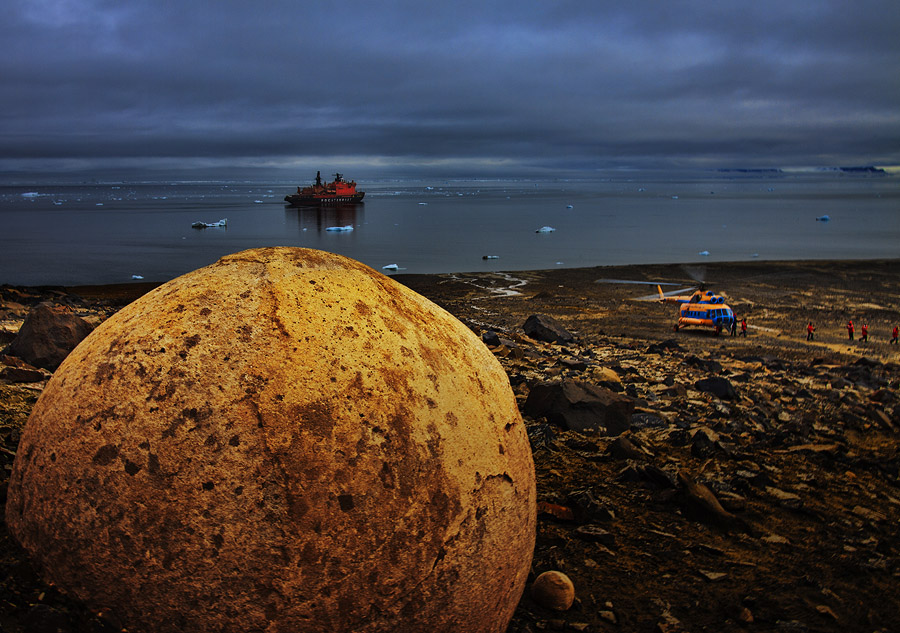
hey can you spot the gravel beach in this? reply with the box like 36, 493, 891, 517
1, 258, 899, 632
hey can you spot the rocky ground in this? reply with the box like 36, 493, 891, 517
1, 259, 899, 632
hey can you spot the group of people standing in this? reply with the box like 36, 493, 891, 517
729, 317, 747, 337
806, 320, 899, 344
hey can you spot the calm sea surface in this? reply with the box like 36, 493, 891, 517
1, 174, 898, 286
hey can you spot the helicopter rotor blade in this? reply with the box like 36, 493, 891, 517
635, 286, 697, 301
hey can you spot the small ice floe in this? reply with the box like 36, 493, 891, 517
325, 225, 354, 232
96, 203, 104, 206
192, 218, 228, 229
671, 195, 679, 199
816, 215, 830, 222
638, 187, 646, 192
21, 192, 41, 198
425, 186, 434, 191
698, 250, 710, 256
131, 274, 144, 280
482, 255, 499, 260
418, 202, 428, 205
751, 253, 760, 258
382, 264, 400, 271
536, 226, 556, 233
566, 204, 573, 209
254, 200, 264, 203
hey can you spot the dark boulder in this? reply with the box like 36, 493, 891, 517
631, 412, 667, 430
646, 339, 681, 354
685, 355, 723, 374
607, 435, 646, 460
481, 330, 501, 346
523, 314, 575, 344
694, 376, 737, 400
8, 303, 93, 371
524, 380, 634, 435
1, 366, 46, 383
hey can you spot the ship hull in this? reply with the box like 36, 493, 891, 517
284, 192, 365, 207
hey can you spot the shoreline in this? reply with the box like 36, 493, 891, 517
3, 257, 898, 365
31, 255, 900, 298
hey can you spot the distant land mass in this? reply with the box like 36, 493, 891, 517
715, 165, 887, 176
837, 165, 886, 174
716, 168, 783, 174
716, 167, 783, 176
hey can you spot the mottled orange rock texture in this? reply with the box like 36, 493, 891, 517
7, 247, 536, 633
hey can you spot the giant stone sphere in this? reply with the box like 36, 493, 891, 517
7, 248, 536, 632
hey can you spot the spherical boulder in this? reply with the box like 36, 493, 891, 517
7, 247, 536, 633
531, 571, 575, 611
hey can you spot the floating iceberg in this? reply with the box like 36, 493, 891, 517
192, 218, 228, 228
382, 264, 399, 271
566, 204, 573, 209
21, 192, 40, 198
536, 226, 555, 233
325, 225, 354, 232
131, 275, 144, 280
816, 215, 830, 222
482, 255, 499, 260
698, 250, 710, 256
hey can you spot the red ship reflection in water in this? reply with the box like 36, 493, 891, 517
284, 172, 365, 206
287, 203, 362, 234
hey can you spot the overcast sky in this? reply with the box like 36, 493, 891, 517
3, 0, 899, 178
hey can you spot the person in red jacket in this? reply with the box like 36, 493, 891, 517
847, 320, 854, 340
891, 325, 899, 345
861, 323, 868, 342
740, 318, 747, 337
806, 322, 815, 341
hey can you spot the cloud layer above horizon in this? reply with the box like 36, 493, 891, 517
3, 0, 899, 176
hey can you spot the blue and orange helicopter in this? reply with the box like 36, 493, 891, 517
657, 285, 736, 335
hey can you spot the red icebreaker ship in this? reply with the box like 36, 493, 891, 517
284, 171, 365, 206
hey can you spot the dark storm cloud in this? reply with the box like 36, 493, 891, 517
2, 0, 898, 176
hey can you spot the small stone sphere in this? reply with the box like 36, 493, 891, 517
531, 571, 576, 611
7, 248, 536, 633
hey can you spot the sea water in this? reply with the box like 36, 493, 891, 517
0, 173, 897, 286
